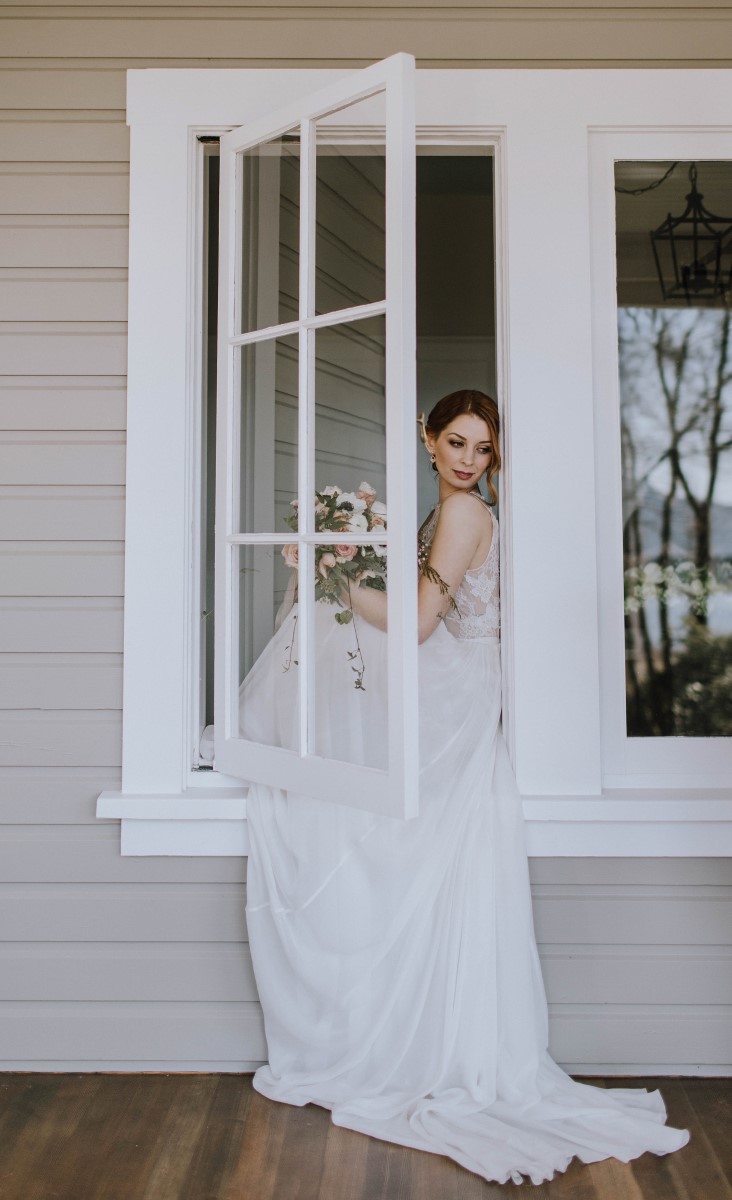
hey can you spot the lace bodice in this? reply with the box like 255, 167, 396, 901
418, 493, 500, 641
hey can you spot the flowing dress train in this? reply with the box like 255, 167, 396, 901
241, 500, 690, 1186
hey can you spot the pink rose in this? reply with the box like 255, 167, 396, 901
281, 544, 298, 569
318, 552, 336, 577
356, 481, 377, 503
335, 545, 357, 562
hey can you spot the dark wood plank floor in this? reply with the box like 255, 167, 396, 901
0, 1074, 729, 1200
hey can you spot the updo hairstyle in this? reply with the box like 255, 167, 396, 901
425, 389, 501, 505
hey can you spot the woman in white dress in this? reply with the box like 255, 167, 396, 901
241, 389, 690, 1186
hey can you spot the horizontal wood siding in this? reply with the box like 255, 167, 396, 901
1, 4, 732, 1071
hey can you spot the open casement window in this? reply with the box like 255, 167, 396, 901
99, 67, 732, 856
213, 54, 419, 817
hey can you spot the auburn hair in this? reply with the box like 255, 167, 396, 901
425, 389, 501, 505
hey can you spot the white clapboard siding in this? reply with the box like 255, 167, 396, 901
0, 324, 127, 376
539, 945, 732, 1005
0, 542, 122, 599
0, 117, 128, 163
0, 381, 126, 432
4, 11, 732, 63
0, 654, 122, 709
0, 435, 126, 485
529, 856, 732, 886
0, 542, 123, 596
0, 172, 129, 217
0, 943, 259, 1002
548, 1007, 732, 1071
0, 599, 124, 653
0, 1001, 266, 1063
0, 771, 121, 824
0, 70, 126, 110
0, 827, 246, 884
0, 219, 128, 269
0, 272, 128, 322
532, 887, 732, 946
0, 712, 122, 768
0, 489, 125, 540
0, 884, 247, 942
1, 6, 732, 1075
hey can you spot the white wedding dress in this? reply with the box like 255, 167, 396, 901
241, 496, 690, 1186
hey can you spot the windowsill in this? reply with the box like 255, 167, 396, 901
96, 789, 732, 857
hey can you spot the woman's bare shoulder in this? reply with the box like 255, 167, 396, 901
438, 491, 493, 529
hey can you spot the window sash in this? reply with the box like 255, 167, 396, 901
213, 54, 420, 818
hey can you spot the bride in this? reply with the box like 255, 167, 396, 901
240, 388, 690, 1186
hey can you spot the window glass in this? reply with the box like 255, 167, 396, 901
239, 133, 299, 334
238, 333, 299, 534
200, 147, 496, 756
315, 94, 386, 316
238, 544, 300, 749
615, 160, 732, 736
314, 315, 386, 500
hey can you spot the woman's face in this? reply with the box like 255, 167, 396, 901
426, 414, 493, 493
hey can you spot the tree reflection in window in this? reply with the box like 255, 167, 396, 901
619, 306, 732, 736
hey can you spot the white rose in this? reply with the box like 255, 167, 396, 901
347, 513, 369, 532
371, 501, 386, 517
322, 485, 342, 497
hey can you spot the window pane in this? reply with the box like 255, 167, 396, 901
239, 132, 299, 334
415, 150, 495, 522
314, 315, 386, 503
616, 159, 732, 736
237, 333, 299, 535
312, 542, 389, 766
237, 544, 300, 750
315, 93, 385, 316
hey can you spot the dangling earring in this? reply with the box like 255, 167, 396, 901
430, 453, 436, 465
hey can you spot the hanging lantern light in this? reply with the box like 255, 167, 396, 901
650, 163, 732, 305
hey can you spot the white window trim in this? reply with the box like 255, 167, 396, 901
590, 126, 732, 789
97, 67, 732, 856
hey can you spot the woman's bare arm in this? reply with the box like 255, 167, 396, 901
344, 493, 491, 643
416, 494, 490, 643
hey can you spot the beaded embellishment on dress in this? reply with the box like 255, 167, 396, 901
418, 493, 500, 641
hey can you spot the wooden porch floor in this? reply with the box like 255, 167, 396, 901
0, 1074, 729, 1200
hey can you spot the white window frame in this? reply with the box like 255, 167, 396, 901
591, 127, 732, 790
97, 67, 732, 856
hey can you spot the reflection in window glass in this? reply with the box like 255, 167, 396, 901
239, 133, 299, 334
238, 333, 298, 535
314, 316, 386, 503
616, 160, 732, 736
238, 544, 300, 750
315, 94, 386, 316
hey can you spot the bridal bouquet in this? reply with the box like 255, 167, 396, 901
282, 481, 387, 620
281, 481, 387, 688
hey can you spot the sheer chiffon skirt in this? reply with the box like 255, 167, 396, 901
242, 606, 690, 1186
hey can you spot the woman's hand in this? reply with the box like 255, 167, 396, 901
340, 573, 388, 632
